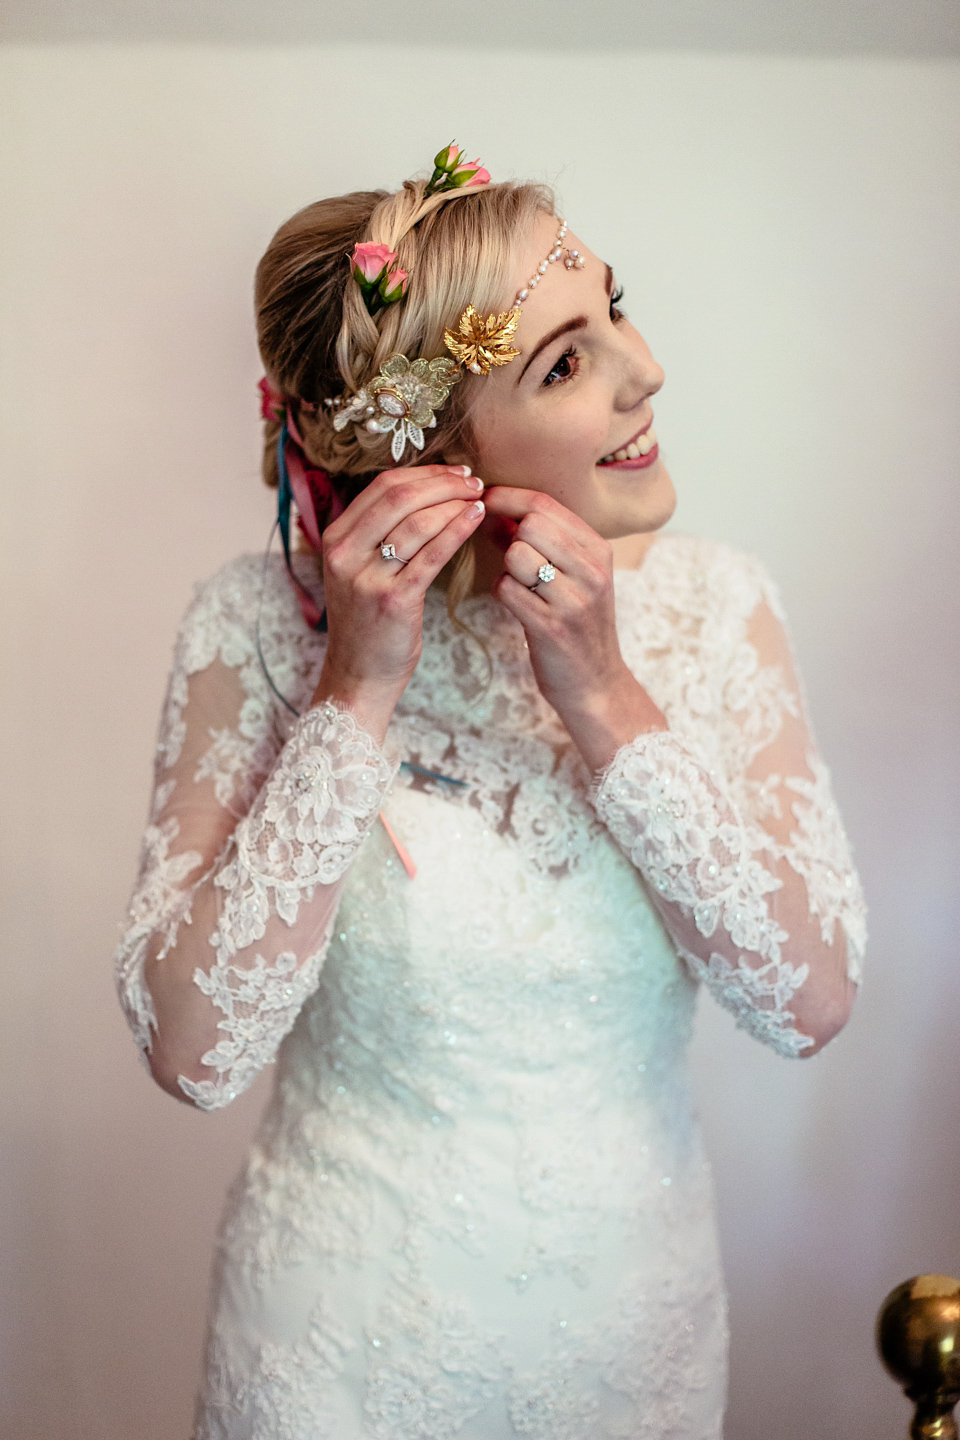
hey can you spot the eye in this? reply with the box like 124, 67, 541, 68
610, 285, 626, 322
543, 346, 578, 387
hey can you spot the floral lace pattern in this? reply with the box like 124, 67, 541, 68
783, 756, 867, 982
112, 536, 865, 1438
363, 1292, 505, 1439
593, 730, 815, 1057
196, 1295, 355, 1438
594, 731, 785, 954
114, 779, 204, 1055
679, 947, 812, 1056
229, 703, 395, 907
507, 1235, 726, 1440
181, 703, 395, 1112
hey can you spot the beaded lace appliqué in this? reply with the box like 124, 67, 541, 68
114, 779, 205, 1056
782, 756, 867, 982
180, 703, 395, 1111
594, 729, 815, 1056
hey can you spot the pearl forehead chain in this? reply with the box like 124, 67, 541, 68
513, 219, 585, 306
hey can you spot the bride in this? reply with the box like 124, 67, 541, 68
115, 147, 866, 1438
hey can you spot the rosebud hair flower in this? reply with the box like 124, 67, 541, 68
349, 242, 407, 316
432, 142, 462, 173
449, 159, 491, 189
425, 144, 490, 196
257, 376, 286, 424
379, 264, 408, 306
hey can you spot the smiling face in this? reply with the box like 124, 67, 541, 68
458, 210, 676, 540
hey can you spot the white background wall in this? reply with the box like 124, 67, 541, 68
1, 35, 958, 1440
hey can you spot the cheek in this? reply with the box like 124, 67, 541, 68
471, 396, 606, 489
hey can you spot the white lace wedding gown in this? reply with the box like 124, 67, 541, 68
116, 534, 866, 1439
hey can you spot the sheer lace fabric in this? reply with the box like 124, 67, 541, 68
114, 561, 395, 1110
114, 536, 864, 1438
594, 564, 864, 1056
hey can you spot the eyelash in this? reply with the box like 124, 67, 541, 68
543, 347, 578, 387
541, 286, 627, 388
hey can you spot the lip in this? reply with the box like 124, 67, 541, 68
599, 444, 659, 471
597, 418, 658, 470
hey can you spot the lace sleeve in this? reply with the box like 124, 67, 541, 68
594, 595, 866, 1058
114, 560, 396, 1110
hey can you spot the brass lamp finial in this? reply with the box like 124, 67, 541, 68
877, 1275, 960, 1439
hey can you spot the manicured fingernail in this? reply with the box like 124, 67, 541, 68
470, 499, 485, 516
452, 464, 472, 475
465, 476, 484, 491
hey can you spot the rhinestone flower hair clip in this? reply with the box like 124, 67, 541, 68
329, 149, 585, 462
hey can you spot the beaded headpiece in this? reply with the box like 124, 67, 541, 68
327, 147, 586, 462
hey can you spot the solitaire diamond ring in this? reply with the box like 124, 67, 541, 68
380, 543, 408, 564
528, 561, 556, 591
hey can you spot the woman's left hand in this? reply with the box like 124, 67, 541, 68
482, 486, 667, 773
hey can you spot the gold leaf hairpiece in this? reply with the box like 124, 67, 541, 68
443, 305, 521, 375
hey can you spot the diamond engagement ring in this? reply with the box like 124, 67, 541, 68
528, 561, 556, 591
380, 543, 409, 564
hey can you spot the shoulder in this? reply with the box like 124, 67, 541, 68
174, 552, 318, 678
618, 532, 785, 625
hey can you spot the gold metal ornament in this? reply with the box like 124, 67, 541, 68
443, 304, 521, 376
877, 1274, 960, 1439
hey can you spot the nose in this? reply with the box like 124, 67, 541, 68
614, 329, 664, 411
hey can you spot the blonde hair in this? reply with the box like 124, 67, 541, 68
254, 176, 555, 609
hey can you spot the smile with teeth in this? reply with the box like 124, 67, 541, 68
599, 430, 658, 464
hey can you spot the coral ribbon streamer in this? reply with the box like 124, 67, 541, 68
378, 813, 417, 879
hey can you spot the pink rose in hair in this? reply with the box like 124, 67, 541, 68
426, 143, 492, 195
379, 264, 409, 306
433, 142, 462, 173
449, 159, 490, 189
350, 241, 397, 288
257, 376, 285, 423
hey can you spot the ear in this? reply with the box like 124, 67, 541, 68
440, 446, 471, 470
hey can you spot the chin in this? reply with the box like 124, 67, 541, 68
604, 465, 677, 539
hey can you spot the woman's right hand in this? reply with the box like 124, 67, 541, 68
310, 463, 485, 740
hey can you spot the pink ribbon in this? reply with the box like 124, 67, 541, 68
283, 405, 344, 552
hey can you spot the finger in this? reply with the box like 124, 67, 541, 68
483, 487, 602, 580
480, 485, 587, 533
479, 485, 550, 519
380, 498, 477, 565
503, 539, 562, 596
332, 467, 484, 555
495, 571, 556, 627
393, 499, 486, 589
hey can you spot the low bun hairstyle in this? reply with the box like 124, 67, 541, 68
255, 175, 556, 491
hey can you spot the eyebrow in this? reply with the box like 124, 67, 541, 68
518, 316, 588, 381
516, 263, 616, 382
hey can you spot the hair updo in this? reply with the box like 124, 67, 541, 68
254, 176, 555, 601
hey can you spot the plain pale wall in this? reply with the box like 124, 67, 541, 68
1, 42, 958, 1440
